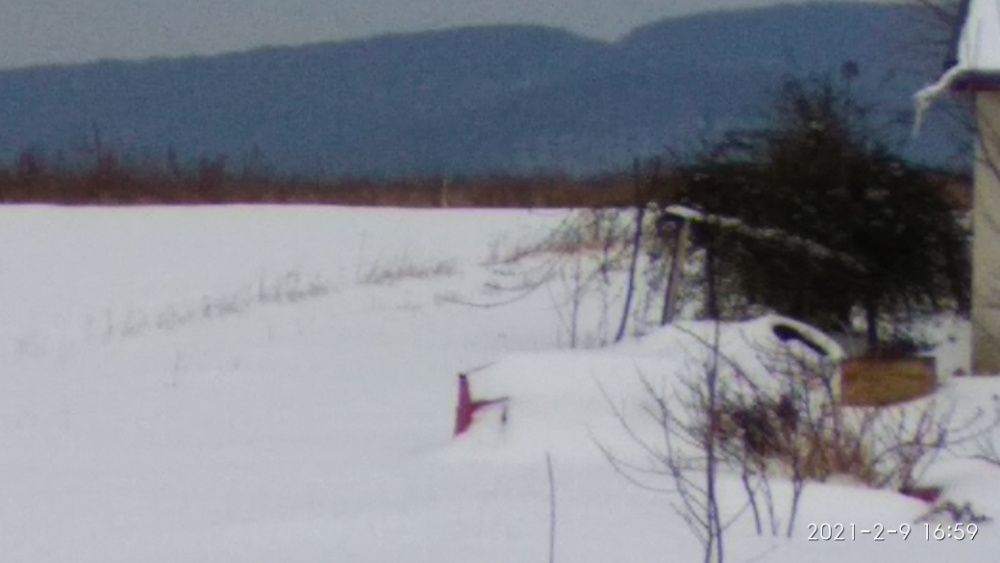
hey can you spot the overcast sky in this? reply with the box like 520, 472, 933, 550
1, 0, 900, 70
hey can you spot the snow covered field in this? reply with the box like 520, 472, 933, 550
0, 205, 997, 562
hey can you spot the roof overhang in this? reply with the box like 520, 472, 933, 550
953, 70, 1000, 92
913, 0, 1000, 130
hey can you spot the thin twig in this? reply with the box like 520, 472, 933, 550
546, 452, 557, 563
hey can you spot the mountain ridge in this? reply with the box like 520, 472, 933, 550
0, 3, 961, 179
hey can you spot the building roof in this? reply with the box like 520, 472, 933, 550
951, 0, 1000, 88
914, 0, 1000, 127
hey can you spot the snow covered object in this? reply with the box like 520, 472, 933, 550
451, 316, 844, 453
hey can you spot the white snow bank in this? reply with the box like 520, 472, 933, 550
2, 205, 996, 563
450, 315, 842, 461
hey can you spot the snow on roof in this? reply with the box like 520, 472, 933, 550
958, 0, 1000, 76
914, 0, 1000, 129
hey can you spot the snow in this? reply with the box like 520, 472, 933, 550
0, 205, 997, 562
961, 0, 1000, 73
663, 204, 866, 268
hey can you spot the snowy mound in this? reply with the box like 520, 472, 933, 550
449, 315, 842, 461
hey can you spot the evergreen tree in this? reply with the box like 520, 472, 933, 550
667, 77, 969, 350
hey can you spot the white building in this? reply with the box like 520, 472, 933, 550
918, 0, 1000, 373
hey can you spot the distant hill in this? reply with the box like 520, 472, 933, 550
0, 3, 964, 179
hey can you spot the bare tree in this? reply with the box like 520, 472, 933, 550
598, 321, 994, 558
597, 324, 729, 563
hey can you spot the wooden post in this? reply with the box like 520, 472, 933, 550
662, 218, 691, 325
616, 158, 645, 342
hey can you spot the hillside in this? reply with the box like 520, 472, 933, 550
0, 3, 962, 178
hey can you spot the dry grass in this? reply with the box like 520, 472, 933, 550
97, 269, 332, 339
359, 258, 457, 285
0, 167, 653, 208
715, 397, 875, 484
715, 376, 952, 491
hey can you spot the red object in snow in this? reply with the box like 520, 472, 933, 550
453, 373, 509, 436
455, 374, 475, 435
899, 485, 942, 504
